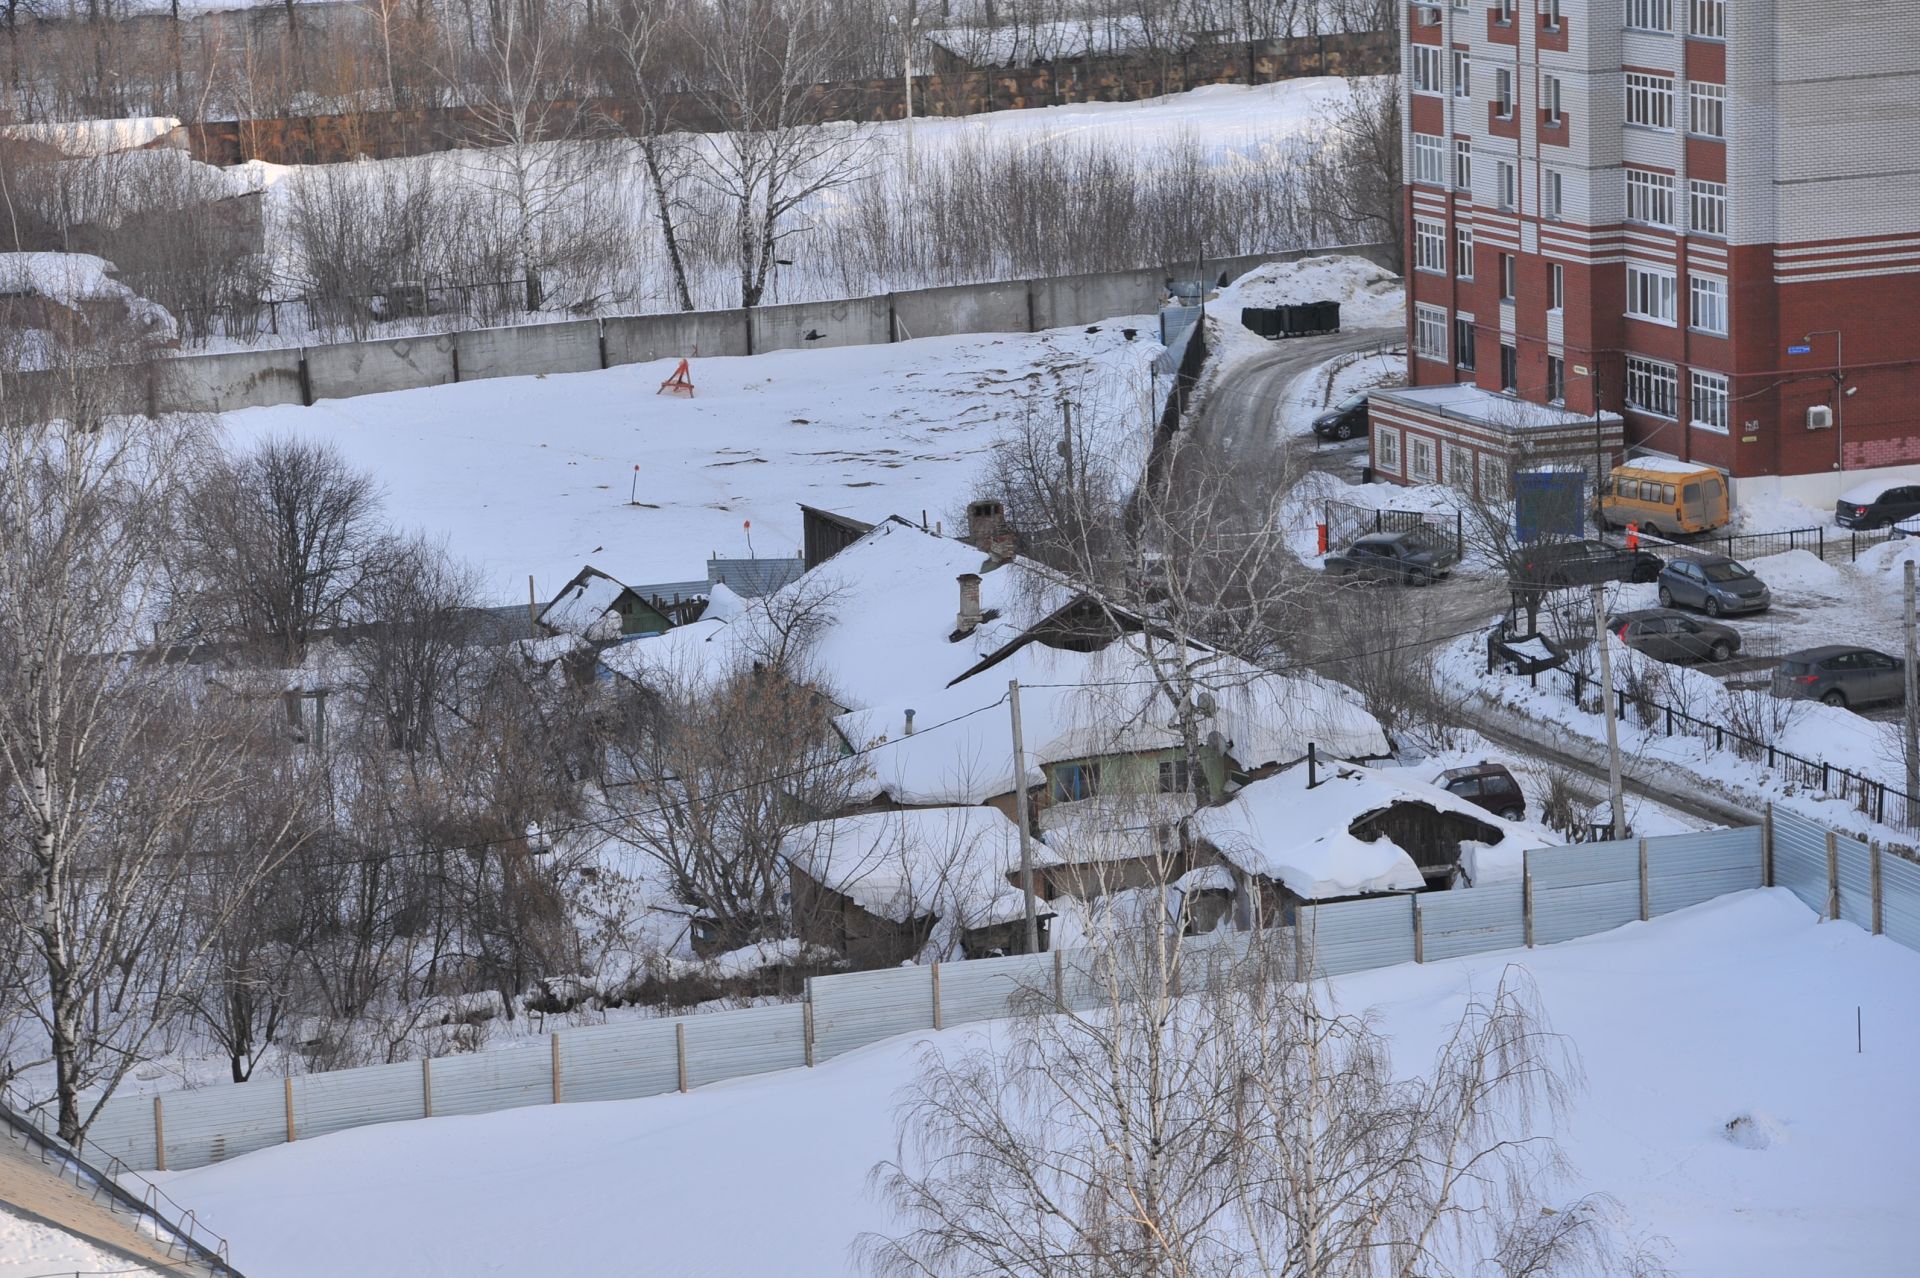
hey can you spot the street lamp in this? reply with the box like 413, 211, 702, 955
1806, 328, 1845, 471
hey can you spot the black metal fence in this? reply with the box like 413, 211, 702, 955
1324, 500, 1465, 558
1652, 523, 1900, 565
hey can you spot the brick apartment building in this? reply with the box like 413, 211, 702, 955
1369, 0, 1920, 508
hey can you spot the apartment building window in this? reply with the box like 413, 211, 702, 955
1499, 253, 1516, 300
1496, 158, 1518, 209
1412, 133, 1447, 185
1494, 67, 1514, 117
1691, 0, 1725, 38
1414, 303, 1450, 361
1689, 179, 1728, 235
1541, 0, 1562, 30
1625, 167, 1676, 226
1376, 426, 1402, 473
1410, 435, 1437, 483
1547, 354, 1566, 404
1456, 225, 1475, 278
1689, 273, 1727, 334
1499, 344, 1519, 392
1455, 316, 1478, 369
1625, 73, 1675, 129
1413, 45, 1444, 95
1455, 138, 1474, 190
1626, 264, 1678, 323
1541, 73, 1563, 125
1548, 261, 1565, 310
1690, 371, 1730, 432
1544, 167, 1565, 218
1493, 0, 1515, 23
1625, 356, 1679, 417
1452, 49, 1473, 97
1452, 0, 1469, 8
1689, 82, 1725, 137
1625, 0, 1671, 33
1415, 218, 1448, 273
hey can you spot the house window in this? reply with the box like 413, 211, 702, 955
1414, 303, 1450, 362
1548, 261, 1565, 310
1455, 138, 1474, 190
1547, 353, 1566, 403
1494, 67, 1514, 117
1444, 442, 1476, 490
1479, 451, 1508, 500
1455, 315, 1477, 369
1626, 0, 1671, 33
1544, 167, 1565, 218
1375, 426, 1402, 474
1051, 761, 1101, 802
1626, 264, 1678, 323
1410, 435, 1437, 483
1689, 82, 1725, 137
1452, 49, 1472, 97
1157, 757, 1191, 794
1456, 225, 1475, 278
1415, 217, 1448, 273
1496, 158, 1518, 209
1412, 44, 1444, 95
1541, 0, 1562, 29
1625, 167, 1676, 226
1499, 343, 1518, 392
1499, 253, 1516, 301
1689, 273, 1727, 335
1689, 179, 1727, 235
1690, 370, 1730, 432
1691, 0, 1725, 38
1541, 73, 1563, 125
1412, 133, 1447, 185
1493, 0, 1515, 23
1625, 73, 1675, 129
1625, 356, 1679, 417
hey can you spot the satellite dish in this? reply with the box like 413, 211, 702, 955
1195, 691, 1218, 717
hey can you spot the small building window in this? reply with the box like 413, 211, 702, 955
1456, 225, 1475, 278
1547, 353, 1566, 404
1410, 435, 1437, 483
1455, 316, 1478, 369
1415, 304, 1450, 362
1625, 356, 1680, 418
1499, 343, 1519, 392
1625, 72, 1675, 130
1158, 758, 1191, 793
1690, 370, 1730, 432
1626, 0, 1671, 33
1455, 137, 1474, 190
1415, 218, 1448, 273
1689, 273, 1727, 335
1626, 264, 1678, 324
1051, 761, 1102, 802
1375, 426, 1402, 474
1689, 82, 1725, 137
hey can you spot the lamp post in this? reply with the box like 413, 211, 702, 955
1806, 328, 1845, 471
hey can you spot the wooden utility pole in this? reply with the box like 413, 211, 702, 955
1591, 584, 1627, 839
1905, 562, 1918, 809
1009, 679, 1039, 952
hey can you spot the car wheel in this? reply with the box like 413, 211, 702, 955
1708, 640, 1732, 663
1822, 689, 1848, 708
1704, 596, 1723, 617
1657, 585, 1674, 607
1334, 421, 1355, 441
1498, 807, 1524, 822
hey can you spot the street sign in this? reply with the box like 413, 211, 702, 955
1787, 344, 1812, 355
1572, 364, 1589, 375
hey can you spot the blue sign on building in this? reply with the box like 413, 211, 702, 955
1787, 344, 1812, 355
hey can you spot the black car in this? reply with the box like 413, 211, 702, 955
1325, 529, 1459, 585
1835, 481, 1920, 529
1511, 539, 1664, 591
1609, 608, 1742, 665
1437, 763, 1526, 822
1312, 393, 1369, 441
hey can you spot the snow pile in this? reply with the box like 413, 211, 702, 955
1741, 549, 1842, 598
1723, 1110, 1789, 1151
1729, 489, 1831, 536
1214, 254, 1405, 330
0, 115, 180, 156
1852, 537, 1920, 579
0, 1206, 165, 1277
0, 251, 177, 341
1277, 348, 1406, 438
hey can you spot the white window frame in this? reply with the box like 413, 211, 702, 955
1691, 0, 1725, 38
1494, 67, 1514, 118
1625, 356, 1680, 418
1547, 353, 1566, 404
1496, 158, 1518, 210
1499, 252, 1516, 301
1412, 45, 1444, 95
1454, 138, 1473, 191
1688, 82, 1725, 137
1626, 0, 1671, 33
1412, 133, 1447, 185
1478, 451, 1508, 501
1414, 303, 1450, 362
1541, 0, 1563, 30
1625, 167, 1676, 227
1625, 72, 1675, 130
1444, 442, 1476, 491
1548, 261, 1564, 311
1375, 426, 1402, 474
1493, 0, 1515, 24
1688, 273, 1727, 335
1541, 73, 1563, 125
1452, 49, 1472, 98
1455, 225, 1475, 279
1454, 314, 1477, 369
1544, 167, 1565, 218
1414, 218, 1448, 273
1690, 370, 1730, 433
1410, 435, 1437, 484
1626, 264, 1678, 324
1689, 179, 1727, 236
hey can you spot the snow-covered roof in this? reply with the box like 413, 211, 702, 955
1374, 384, 1623, 431
0, 117, 181, 157
782, 807, 1045, 937
1619, 456, 1721, 476
0, 252, 176, 339
1192, 762, 1534, 901
539, 567, 633, 639
1031, 793, 1192, 870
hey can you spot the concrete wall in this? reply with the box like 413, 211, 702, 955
162, 348, 305, 412
603, 309, 750, 368
454, 319, 602, 382
889, 280, 1031, 340
749, 295, 891, 353
304, 333, 455, 401
1029, 267, 1166, 331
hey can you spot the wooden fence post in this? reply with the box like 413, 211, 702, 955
1412, 900, 1425, 964
930, 962, 943, 1031
284, 1076, 296, 1143
551, 1033, 563, 1104
153, 1096, 166, 1172
1523, 856, 1535, 948
803, 999, 816, 1067
1762, 805, 1775, 887
1826, 832, 1840, 921
675, 1022, 689, 1093
1871, 842, 1884, 935
421, 1057, 433, 1117
1638, 839, 1650, 922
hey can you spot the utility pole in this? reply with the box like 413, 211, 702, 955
1009, 679, 1039, 952
1904, 562, 1918, 805
1591, 583, 1627, 840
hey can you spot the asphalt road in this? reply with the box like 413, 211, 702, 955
1184, 327, 1399, 474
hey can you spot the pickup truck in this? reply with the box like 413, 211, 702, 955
1509, 539, 1664, 591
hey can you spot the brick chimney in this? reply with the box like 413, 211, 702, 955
955, 572, 983, 635
964, 499, 1016, 559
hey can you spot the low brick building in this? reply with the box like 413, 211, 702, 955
1367, 384, 1624, 500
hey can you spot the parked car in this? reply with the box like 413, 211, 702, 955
1324, 529, 1458, 585
1656, 555, 1770, 616
1770, 645, 1906, 709
1834, 480, 1920, 529
1599, 461, 1730, 536
1511, 539, 1664, 590
1437, 763, 1526, 822
1311, 393, 1370, 441
1609, 608, 1742, 665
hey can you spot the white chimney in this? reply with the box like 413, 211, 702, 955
905, 708, 917, 736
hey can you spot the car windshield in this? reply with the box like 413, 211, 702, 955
1703, 563, 1751, 582
1338, 395, 1366, 410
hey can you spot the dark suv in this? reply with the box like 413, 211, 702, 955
1511, 539, 1664, 591
1325, 529, 1460, 585
1312, 394, 1370, 441
1835, 481, 1920, 529
1437, 763, 1526, 822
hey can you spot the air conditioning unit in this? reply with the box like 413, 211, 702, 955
1807, 404, 1835, 430
1416, 5, 1442, 26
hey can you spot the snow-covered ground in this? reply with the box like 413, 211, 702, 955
0, 1206, 161, 1277
146, 891, 1920, 1277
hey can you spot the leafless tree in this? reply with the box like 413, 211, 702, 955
595, 0, 702, 310
1294, 73, 1402, 271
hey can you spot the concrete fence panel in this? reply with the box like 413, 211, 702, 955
1028, 267, 1165, 331
163, 348, 306, 413
749, 295, 892, 353
1416, 881, 1526, 962
888, 280, 1032, 340
809, 965, 932, 1061
602, 309, 751, 367
559, 1018, 679, 1105
1528, 841, 1641, 945
303, 332, 455, 400
1771, 808, 1831, 915
683, 1003, 808, 1089
1299, 895, 1416, 977
453, 319, 602, 382
293, 1059, 426, 1144
1644, 827, 1764, 916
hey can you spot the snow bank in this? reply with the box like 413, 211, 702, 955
0, 116, 179, 156
1741, 548, 1843, 598
1214, 254, 1405, 329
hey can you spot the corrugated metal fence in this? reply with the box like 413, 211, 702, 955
80, 810, 1916, 1174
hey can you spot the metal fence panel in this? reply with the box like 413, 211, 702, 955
1530, 843, 1639, 945
683, 1004, 807, 1090
809, 966, 933, 1062
159, 1077, 288, 1171
1836, 835, 1874, 930
1881, 854, 1920, 950
1772, 809, 1830, 914
1299, 895, 1415, 977
558, 1018, 679, 1105
83, 1094, 158, 1171
426, 1042, 553, 1118
939, 953, 1055, 1028
294, 1059, 425, 1143
1645, 828, 1763, 916
1417, 882, 1526, 961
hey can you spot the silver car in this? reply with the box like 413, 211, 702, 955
1771, 646, 1905, 709
1657, 555, 1770, 617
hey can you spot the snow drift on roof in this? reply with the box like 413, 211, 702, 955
538, 568, 630, 639
782, 806, 1042, 936
0, 117, 180, 157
